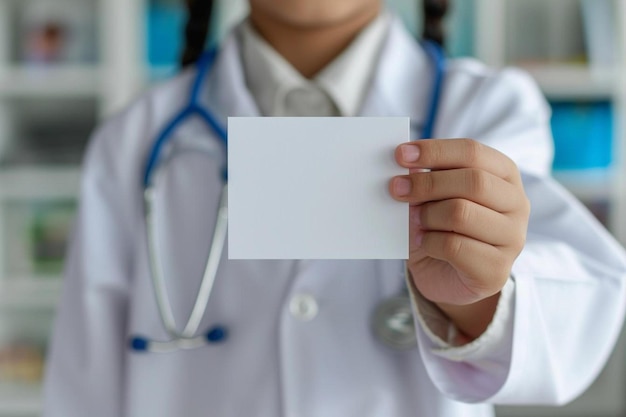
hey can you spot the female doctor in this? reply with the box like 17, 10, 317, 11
43, 0, 626, 416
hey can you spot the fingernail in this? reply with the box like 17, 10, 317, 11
393, 177, 412, 197
400, 144, 420, 163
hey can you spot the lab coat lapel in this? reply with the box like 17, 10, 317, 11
203, 30, 261, 122
359, 17, 434, 140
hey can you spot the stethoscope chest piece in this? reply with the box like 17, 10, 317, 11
372, 296, 417, 350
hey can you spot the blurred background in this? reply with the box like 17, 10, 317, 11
0, 0, 624, 415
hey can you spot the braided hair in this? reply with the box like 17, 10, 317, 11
181, 0, 214, 67
422, 0, 449, 47
179, 0, 450, 67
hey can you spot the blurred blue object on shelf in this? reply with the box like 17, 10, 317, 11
550, 101, 613, 170
146, 1, 186, 68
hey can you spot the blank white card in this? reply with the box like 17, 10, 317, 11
228, 117, 409, 259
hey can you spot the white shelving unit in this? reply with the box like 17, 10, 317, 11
0, 385, 42, 417
0, 0, 145, 415
475, 1, 626, 416
520, 64, 616, 100
0, 66, 101, 98
475, 0, 626, 246
614, 0, 626, 245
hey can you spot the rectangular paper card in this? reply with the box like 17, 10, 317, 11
228, 117, 409, 259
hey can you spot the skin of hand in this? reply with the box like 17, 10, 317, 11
389, 139, 530, 340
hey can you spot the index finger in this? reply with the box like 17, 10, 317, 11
395, 138, 520, 184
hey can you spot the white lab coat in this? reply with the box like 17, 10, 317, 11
43, 18, 626, 417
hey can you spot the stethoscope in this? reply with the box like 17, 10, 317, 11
130, 40, 446, 353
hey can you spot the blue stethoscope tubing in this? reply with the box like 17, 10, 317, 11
130, 40, 446, 353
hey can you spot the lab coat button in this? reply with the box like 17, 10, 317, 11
289, 294, 319, 321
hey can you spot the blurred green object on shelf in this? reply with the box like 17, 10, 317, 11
29, 200, 76, 276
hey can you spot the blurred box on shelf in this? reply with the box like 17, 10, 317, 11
550, 101, 613, 170
2, 199, 76, 279
147, 0, 186, 76
506, 0, 586, 65
0, 98, 96, 166
18, 0, 97, 65
0, 310, 52, 389
0, 344, 44, 386
580, 0, 616, 71
30, 200, 75, 275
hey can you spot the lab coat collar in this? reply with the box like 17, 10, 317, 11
203, 30, 261, 122
358, 17, 433, 139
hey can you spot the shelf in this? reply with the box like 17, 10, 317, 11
0, 65, 101, 99
552, 168, 614, 201
0, 278, 62, 310
0, 383, 42, 416
0, 166, 81, 200
517, 63, 617, 100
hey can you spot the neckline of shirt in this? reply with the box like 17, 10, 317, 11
239, 11, 392, 117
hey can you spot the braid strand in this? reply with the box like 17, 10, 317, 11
422, 0, 449, 47
181, 0, 214, 68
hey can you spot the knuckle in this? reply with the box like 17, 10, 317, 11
522, 196, 531, 216
441, 234, 464, 259
512, 225, 528, 253
485, 253, 510, 282
461, 139, 481, 164
505, 155, 519, 175
513, 234, 527, 253
467, 169, 490, 196
510, 192, 530, 218
449, 200, 472, 231
424, 142, 445, 166
416, 172, 435, 196
493, 257, 512, 281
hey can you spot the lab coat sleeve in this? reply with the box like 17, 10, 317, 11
42, 114, 137, 417
415, 67, 626, 405
410, 275, 515, 350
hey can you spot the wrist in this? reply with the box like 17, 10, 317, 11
435, 292, 501, 341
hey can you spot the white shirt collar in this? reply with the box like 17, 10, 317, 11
239, 12, 391, 117
315, 12, 391, 116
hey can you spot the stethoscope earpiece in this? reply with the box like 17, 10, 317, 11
130, 336, 150, 352
206, 326, 228, 343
